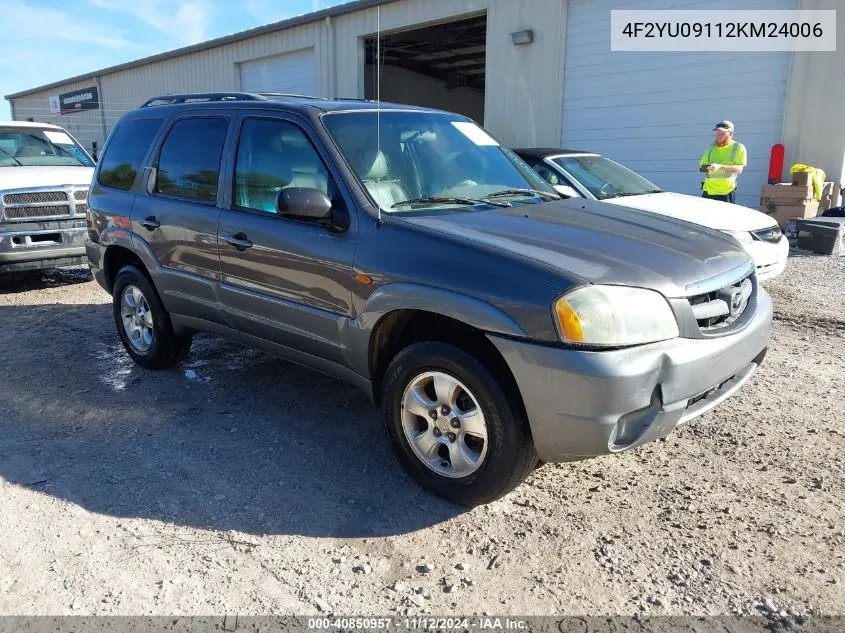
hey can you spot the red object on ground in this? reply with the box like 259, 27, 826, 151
768, 143, 785, 184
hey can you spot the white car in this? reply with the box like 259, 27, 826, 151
0, 121, 95, 273
515, 148, 789, 281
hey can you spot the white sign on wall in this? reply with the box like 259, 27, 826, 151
48, 95, 61, 115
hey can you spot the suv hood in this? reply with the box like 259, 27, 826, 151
399, 198, 752, 298
0, 166, 94, 191
602, 191, 778, 232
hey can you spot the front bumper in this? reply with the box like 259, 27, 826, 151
746, 236, 789, 281
489, 289, 772, 462
0, 223, 87, 272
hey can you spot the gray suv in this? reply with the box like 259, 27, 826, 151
86, 93, 771, 506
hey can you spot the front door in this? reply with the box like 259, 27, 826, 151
130, 112, 233, 323
217, 112, 358, 366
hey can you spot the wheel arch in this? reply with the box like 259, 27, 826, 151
103, 245, 147, 293
101, 234, 161, 292
351, 284, 528, 407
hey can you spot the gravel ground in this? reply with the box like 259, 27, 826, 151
0, 252, 842, 617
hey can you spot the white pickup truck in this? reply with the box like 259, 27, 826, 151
0, 121, 95, 273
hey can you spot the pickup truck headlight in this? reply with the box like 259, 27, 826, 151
554, 285, 679, 347
724, 230, 754, 245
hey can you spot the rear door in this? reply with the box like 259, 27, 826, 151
217, 110, 358, 365
130, 111, 234, 323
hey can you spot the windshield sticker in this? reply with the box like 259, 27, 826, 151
43, 130, 74, 145
71, 147, 92, 165
451, 121, 499, 146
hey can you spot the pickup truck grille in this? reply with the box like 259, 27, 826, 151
6, 205, 72, 219
688, 274, 753, 332
3, 191, 68, 204
1, 186, 88, 222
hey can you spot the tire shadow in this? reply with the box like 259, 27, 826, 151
0, 301, 462, 537
0, 266, 92, 294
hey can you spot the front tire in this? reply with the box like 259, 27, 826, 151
112, 265, 192, 369
381, 342, 537, 506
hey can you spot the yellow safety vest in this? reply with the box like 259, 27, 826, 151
700, 142, 746, 195
789, 163, 826, 200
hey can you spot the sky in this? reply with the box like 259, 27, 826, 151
0, 0, 350, 120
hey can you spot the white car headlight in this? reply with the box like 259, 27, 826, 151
554, 285, 679, 347
724, 230, 754, 245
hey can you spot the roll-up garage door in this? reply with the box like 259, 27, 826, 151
561, 0, 796, 207
239, 48, 316, 96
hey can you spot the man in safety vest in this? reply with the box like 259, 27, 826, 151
699, 120, 746, 203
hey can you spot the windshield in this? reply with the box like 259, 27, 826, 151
322, 111, 555, 213
0, 127, 94, 168
551, 155, 661, 200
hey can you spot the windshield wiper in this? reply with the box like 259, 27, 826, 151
483, 188, 560, 202
600, 192, 647, 199
391, 196, 510, 209
0, 147, 22, 166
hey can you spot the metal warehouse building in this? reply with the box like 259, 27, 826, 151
5, 0, 844, 207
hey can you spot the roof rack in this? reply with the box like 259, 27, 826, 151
140, 92, 269, 107
257, 92, 322, 100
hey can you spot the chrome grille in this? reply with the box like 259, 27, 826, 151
689, 275, 753, 332
5, 205, 72, 219
3, 191, 67, 204
1, 186, 87, 222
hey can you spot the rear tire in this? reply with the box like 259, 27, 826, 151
381, 341, 537, 506
112, 265, 192, 369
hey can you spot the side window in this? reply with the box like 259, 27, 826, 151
155, 118, 228, 202
234, 118, 335, 214
98, 119, 162, 191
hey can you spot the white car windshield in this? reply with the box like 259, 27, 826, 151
0, 127, 94, 168
552, 155, 661, 200
323, 111, 557, 213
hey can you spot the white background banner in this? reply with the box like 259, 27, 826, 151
610, 10, 836, 52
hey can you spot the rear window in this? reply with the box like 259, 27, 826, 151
98, 119, 162, 191
155, 118, 228, 202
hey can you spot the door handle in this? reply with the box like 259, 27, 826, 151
223, 232, 253, 252
139, 216, 160, 231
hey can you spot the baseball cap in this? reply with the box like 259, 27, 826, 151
714, 120, 735, 132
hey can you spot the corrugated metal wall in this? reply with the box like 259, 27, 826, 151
9, 15, 331, 153
330, 0, 566, 147
7, 0, 567, 151
10, 77, 108, 158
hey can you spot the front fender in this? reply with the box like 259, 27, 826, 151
343, 282, 528, 379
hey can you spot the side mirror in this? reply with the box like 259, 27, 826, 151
276, 187, 348, 230
554, 184, 581, 198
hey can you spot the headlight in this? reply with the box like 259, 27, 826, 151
724, 230, 754, 245
554, 285, 679, 347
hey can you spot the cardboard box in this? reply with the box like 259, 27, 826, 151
760, 199, 819, 227
792, 171, 813, 187
760, 183, 813, 203
832, 183, 842, 207
818, 197, 833, 212
821, 181, 834, 197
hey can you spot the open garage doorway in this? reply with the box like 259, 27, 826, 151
364, 13, 486, 123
